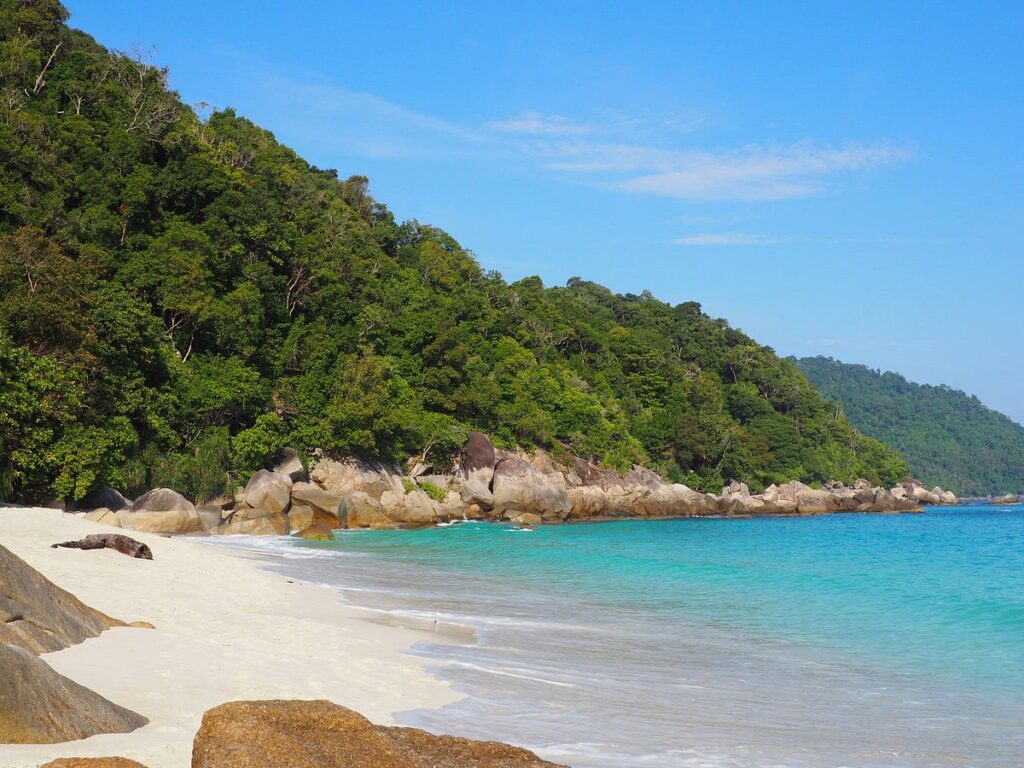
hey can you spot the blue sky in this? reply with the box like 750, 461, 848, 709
66, 1, 1024, 423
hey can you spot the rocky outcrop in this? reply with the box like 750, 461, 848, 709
991, 493, 1021, 505
87, 436, 959, 538
121, 488, 206, 535
0, 544, 121, 654
191, 699, 564, 768
0, 642, 147, 743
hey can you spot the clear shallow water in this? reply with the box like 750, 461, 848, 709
211, 505, 1024, 767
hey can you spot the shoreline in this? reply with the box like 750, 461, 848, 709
0, 507, 461, 768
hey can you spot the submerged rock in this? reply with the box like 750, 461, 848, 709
191, 699, 564, 768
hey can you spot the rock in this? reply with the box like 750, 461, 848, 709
290, 482, 343, 523
910, 485, 941, 505
939, 489, 959, 505
84, 508, 122, 527
991, 493, 1019, 505
339, 492, 396, 529
196, 505, 225, 532
722, 480, 750, 496
310, 459, 403, 501
41, 759, 149, 767
122, 488, 206, 535
191, 699, 564, 768
51, 534, 153, 560
459, 478, 495, 510
462, 431, 497, 488
73, 485, 132, 512
510, 512, 543, 526
287, 504, 315, 531
0, 544, 121, 654
0, 642, 147, 743
379, 488, 441, 527
796, 490, 835, 515
269, 447, 306, 482
243, 470, 292, 515
492, 454, 570, 522
219, 505, 289, 536
293, 522, 334, 541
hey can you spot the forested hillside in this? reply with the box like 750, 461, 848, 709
796, 356, 1024, 495
0, 1, 907, 504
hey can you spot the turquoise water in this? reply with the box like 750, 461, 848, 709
216, 505, 1024, 767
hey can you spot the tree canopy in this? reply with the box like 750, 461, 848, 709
795, 356, 1024, 496
0, 2, 908, 503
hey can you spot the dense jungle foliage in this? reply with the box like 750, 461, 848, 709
0, 1, 908, 503
796, 356, 1024, 495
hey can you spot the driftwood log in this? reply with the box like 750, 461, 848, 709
51, 534, 153, 560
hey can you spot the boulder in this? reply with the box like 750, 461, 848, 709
42, 760, 149, 767
492, 455, 570, 521
196, 505, 226, 532
0, 544, 121, 654
291, 482, 343, 522
243, 470, 292, 515
310, 459, 403, 501
939, 489, 959, 505
219, 506, 289, 536
379, 489, 440, 527
462, 431, 497, 488
910, 485, 941, 505
796, 490, 835, 516
459, 478, 495, 510
73, 485, 132, 512
122, 488, 206, 535
339, 492, 396, 530
293, 523, 334, 541
287, 504, 315, 531
0, 642, 147, 743
269, 447, 306, 482
190, 699, 564, 768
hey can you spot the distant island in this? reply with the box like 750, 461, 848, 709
795, 356, 1024, 496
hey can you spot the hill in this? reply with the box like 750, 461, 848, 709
0, 2, 907, 503
794, 356, 1024, 495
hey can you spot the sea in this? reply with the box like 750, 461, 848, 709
207, 503, 1024, 768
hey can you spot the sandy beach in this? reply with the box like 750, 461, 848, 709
0, 507, 460, 768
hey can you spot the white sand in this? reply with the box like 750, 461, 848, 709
0, 507, 461, 768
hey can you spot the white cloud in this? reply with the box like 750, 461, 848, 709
486, 111, 592, 136
672, 233, 785, 246
251, 72, 911, 203
548, 141, 911, 202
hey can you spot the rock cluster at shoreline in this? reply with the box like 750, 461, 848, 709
67, 432, 959, 537
0, 544, 148, 743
